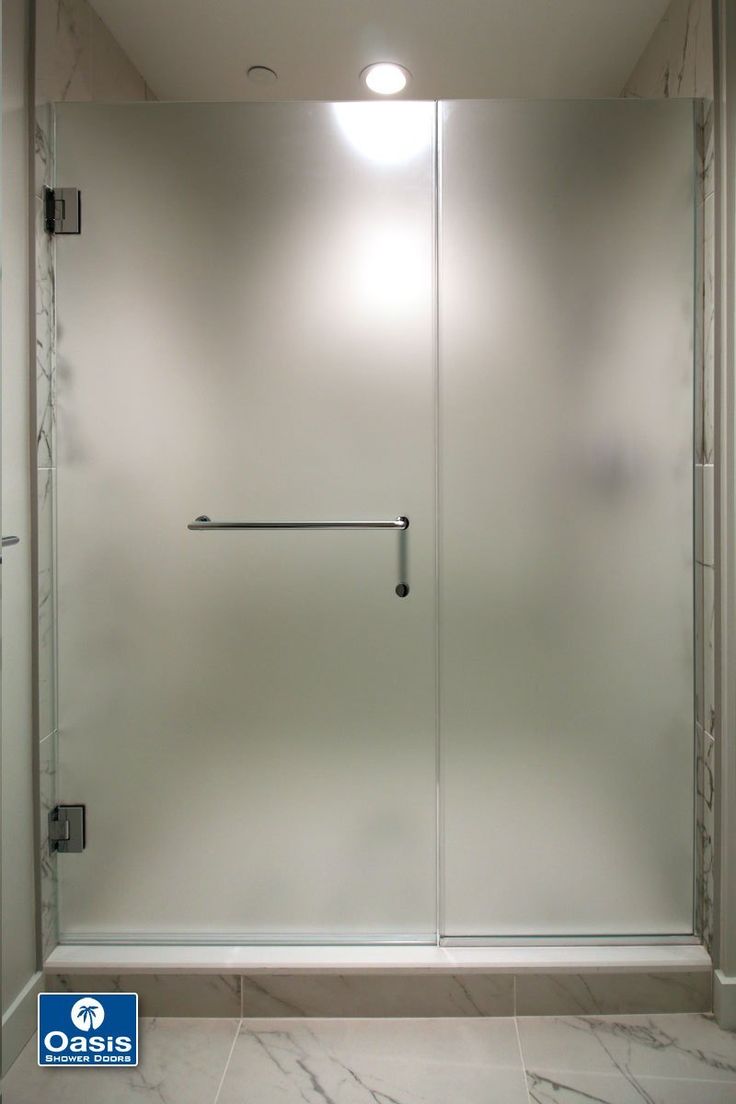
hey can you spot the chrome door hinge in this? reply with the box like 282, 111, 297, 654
44, 187, 81, 235
48, 804, 86, 853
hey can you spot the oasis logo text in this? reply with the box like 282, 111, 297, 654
38, 992, 138, 1066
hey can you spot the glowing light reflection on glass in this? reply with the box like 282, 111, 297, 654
333, 102, 431, 164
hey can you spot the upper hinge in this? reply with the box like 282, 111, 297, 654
44, 187, 81, 235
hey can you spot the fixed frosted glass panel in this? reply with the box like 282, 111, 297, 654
439, 101, 695, 936
55, 103, 437, 940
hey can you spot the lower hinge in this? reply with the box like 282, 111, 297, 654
44, 187, 81, 235
48, 804, 86, 853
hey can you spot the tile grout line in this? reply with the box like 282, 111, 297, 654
211, 978, 243, 1104
633, 1073, 736, 1085
512, 1009, 532, 1104
212, 1015, 242, 1104
514, 1065, 736, 1088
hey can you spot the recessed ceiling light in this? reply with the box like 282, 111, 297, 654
361, 63, 410, 96
247, 65, 278, 85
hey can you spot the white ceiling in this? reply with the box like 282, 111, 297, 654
89, 0, 670, 102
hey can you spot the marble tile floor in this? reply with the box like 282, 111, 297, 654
4, 1012, 736, 1103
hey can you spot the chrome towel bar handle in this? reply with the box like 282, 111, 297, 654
187, 516, 409, 531
187, 516, 410, 596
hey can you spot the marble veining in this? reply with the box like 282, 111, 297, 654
37, 468, 56, 737
703, 97, 715, 196
697, 727, 716, 953
36, 0, 152, 104
219, 1018, 529, 1104
40, 964, 712, 1019
240, 972, 514, 1017
515, 970, 711, 1017
34, 0, 152, 966
526, 1069, 639, 1103
696, 127, 716, 948
526, 1069, 736, 1103
620, 0, 716, 953
39, 733, 58, 962
5, 1014, 736, 1104
2, 1017, 238, 1104
35, 103, 57, 953
48, 972, 241, 1018
703, 190, 716, 466
34, 107, 53, 197
518, 1014, 736, 1085
621, 0, 713, 99
35, 198, 54, 472
704, 563, 716, 738
47, 0, 89, 102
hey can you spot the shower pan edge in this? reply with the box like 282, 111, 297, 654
44, 942, 711, 974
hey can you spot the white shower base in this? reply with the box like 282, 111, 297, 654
45, 943, 709, 975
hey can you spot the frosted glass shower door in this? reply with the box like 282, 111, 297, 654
54, 103, 437, 941
439, 100, 696, 937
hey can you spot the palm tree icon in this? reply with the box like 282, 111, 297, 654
77, 1003, 100, 1029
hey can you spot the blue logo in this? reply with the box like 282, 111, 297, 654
38, 992, 138, 1066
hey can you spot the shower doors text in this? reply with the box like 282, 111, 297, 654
52, 100, 696, 942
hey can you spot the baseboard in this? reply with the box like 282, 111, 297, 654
714, 969, 736, 1029
1, 972, 43, 1076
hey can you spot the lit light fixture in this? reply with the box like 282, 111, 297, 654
247, 65, 278, 85
361, 63, 410, 96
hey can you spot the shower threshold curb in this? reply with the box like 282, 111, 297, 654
44, 945, 713, 1016
44, 943, 711, 975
